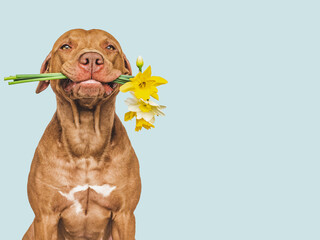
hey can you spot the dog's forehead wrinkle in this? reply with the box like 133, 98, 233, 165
54, 28, 116, 45
53, 30, 87, 49
102, 37, 120, 47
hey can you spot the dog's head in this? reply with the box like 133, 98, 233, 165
36, 29, 132, 107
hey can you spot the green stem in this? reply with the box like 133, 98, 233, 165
113, 80, 127, 84
117, 79, 129, 82
8, 76, 66, 85
16, 73, 67, 79
5, 73, 134, 85
4, 76, 17, 80
120, 75, 134, 78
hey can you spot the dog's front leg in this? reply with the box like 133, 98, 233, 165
33, 214, 60, 240
111, 212, 136, 240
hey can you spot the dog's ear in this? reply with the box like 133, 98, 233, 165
36, 52, 51, 94
123, 54, 132, 75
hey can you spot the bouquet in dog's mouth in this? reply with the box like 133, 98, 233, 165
4, 56, 167, 132
4, 73, 133, 85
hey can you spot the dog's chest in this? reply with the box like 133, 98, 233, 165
59, 184, 116, 214
51, 156, 119, 238
57, 157, 117, 215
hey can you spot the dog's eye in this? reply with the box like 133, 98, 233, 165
106, 45, 115, 51
61, 44, 72, 50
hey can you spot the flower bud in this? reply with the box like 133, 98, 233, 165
136, 56, 144, 72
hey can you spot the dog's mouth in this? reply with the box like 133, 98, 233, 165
61, 78, 118, 97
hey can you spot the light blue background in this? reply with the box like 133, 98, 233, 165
0, 0, 319, 239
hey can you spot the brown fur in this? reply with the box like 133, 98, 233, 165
22, 29, 141, 240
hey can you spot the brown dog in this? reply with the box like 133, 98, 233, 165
22, 29, 141, 240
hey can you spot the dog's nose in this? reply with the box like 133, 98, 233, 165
79, 52, 104, 73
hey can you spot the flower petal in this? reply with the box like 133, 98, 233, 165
134, 89, 152, 101
120, 82, 134, 92
128, 105, 141, 112
143, 121, 154, 130
140, 111, 155, 122
150, 76, 168, 86
135, 118, 154, 131
135, 125, 142, 132
142, 66, 152, 79
153, 108, 165, 116
150, 92, 159, 100
124, 111, 136, 121
141, 99, 158, 106
149, 117, 155, 124
124, 97, 138, 106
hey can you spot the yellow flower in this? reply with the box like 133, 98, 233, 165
120, 66, 168, 100
135, 118, 155, 132
125, 94, 166, 122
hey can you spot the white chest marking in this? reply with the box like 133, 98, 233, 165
59, 184, 116, 214
90, 184, 117, 197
